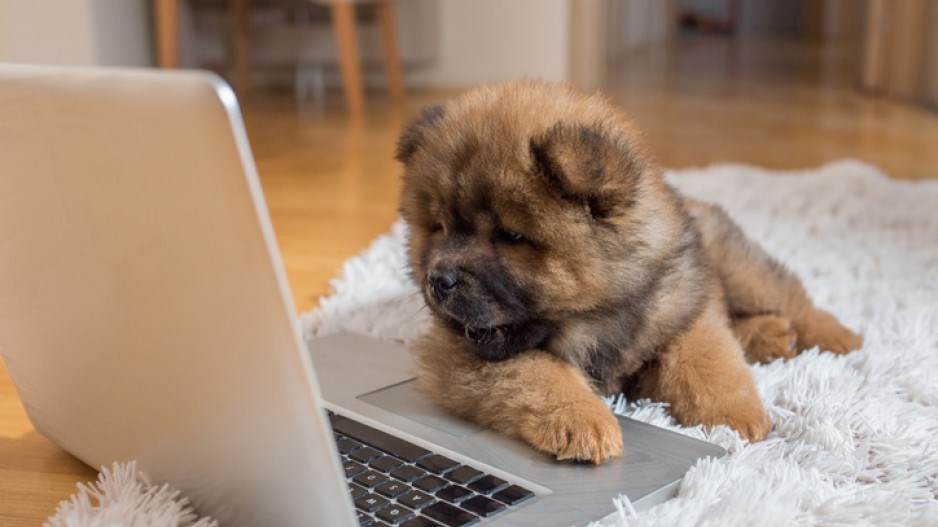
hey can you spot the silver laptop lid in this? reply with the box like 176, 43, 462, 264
0, 64, 355, 527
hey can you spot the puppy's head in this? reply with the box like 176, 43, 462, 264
397, 81, 673, 361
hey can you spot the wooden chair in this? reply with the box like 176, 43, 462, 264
152, 0, 405, 113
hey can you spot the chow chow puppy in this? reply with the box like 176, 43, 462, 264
396, 81, 861, 464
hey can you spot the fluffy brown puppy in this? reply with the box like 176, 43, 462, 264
396, 81, 861, 464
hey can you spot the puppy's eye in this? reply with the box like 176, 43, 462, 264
495, 228, 525, 245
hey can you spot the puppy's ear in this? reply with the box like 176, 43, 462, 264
530, 122, 640, 219
395, 105, 445, 164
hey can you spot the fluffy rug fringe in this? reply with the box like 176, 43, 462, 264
44, 462, 217, 527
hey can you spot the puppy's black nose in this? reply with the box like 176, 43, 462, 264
429, 271, 458, 297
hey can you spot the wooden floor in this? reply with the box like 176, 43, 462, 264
2, 36, 937, 525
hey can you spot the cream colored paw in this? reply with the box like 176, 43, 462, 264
522, 401, 623, 464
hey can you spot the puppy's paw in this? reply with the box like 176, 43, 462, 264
795, 308, 862, 355
737, 315, 798, 363
673, 389, 769, 442
522, 401, 623, 464
720, 402, 770, 442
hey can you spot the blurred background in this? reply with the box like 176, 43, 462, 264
2, 0, 938, 306
3, 0, 938, 309
1, 2, 938, 523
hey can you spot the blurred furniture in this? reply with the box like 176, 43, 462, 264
862, 0, 938, 109
152, 0, 405, 112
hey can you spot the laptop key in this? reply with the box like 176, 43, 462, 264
435, 485, 473, 504
355, 493, 390, 513
351, 446, 383, 463
445, 466, 482, 485
492, 484, 535, 506
356, 511, 375, 526
348, 482, 369, 498
422, 501, 480, 526
460, 495, 506, 518
370, 455, 405, 472
413, 475, 448, 493
390, 465, 426, 483
375, 504, 415, 524
396, 490, 436, 509
466, 475, 507, 495
337, 437, 362, 454
331, 415, 432, 462
416, 454, 460, 474
344, 460, 367, 478
375, 481, 409, 499
400, 518, 443, 527
353, 470, 390, 488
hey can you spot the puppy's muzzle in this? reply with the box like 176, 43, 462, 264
427, 269, 458, 301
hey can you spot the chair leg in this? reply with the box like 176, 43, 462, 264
375, 1, 405, 104
153, 0, 179, 68
330, 3, 366, 114
231, 0, 252, 93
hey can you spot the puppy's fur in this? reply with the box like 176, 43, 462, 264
396, 81, 861, 464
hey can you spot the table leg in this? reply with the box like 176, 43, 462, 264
153, 0, 179, 68
330, 3, 366, 114
231, 0, 252, 93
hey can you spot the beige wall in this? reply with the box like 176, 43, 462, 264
407, 0, 570, 88
2, 1, 97, 64
606, 0, 675, 63
90, 0, 152, 66
407, 0, 677, 90
0, 0, 6, 60
0, 0, 150, 66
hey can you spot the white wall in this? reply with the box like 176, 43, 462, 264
607, 0, 675, 62
406, 0, 570, 88
90, 0, 152, 66
0, 0, 150, 66
0, 1, 5, 59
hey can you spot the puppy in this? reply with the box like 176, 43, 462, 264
396, 81, 861, 464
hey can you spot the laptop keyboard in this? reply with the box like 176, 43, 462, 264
328, 412, 534, 526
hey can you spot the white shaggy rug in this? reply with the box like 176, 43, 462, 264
48, 161, 938, 526
45, 462, 217, 527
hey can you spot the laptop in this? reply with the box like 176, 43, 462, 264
0, 64, 724, 527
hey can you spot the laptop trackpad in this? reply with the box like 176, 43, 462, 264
359, 380, 483, 438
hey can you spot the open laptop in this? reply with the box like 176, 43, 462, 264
0, 64, 724, 527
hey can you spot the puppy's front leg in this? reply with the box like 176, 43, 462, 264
410, 325, 623, 464
638, 299, 770, 442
